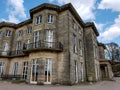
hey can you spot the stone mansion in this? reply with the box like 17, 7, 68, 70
0, 3, 113, 85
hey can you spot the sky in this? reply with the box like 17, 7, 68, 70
0, 0, 120, 45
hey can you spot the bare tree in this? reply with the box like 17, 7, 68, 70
105, 42, 120, 62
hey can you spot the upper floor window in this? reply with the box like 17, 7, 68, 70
5, 30, 11, 37
2, 42, 9, 51
0, 31, 2, 39
18, 30, 23, 37
46, 30, 53, 48
25, 39, 30, 49
78, 27, 82, 34
48, 14, 54, 23
35, 15, 42, 25
73, 34, 77, 53
72, 20, 76, 29
34, 31, 41, 42
16, 41, 22, 50
26, 27, 32, 34
79, 40, 82, 56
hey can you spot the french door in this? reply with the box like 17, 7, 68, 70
30, 59, 39, 84
34, 31, 41, 48
46, 30, 53, 48
44, 59, 52, 84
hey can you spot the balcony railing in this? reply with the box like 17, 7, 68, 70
10, 50, 24, 56
0, 51, 10, 56
23, 41, 63, 52
0, 50, 24, 57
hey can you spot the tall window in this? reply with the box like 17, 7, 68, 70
45, 59, 52, 84
34, 31, 41, 48
80, 62, 84, 81
16, 41, 22, 50
79, 40, 82, 55
48, 14, 54, 23
13, 62, 18, 76
22, 61, 28, 80
26, 27, 32, 34
18, 30, 23, 37
2, 42, 8, 51
26, 40, 30, 49
5, 30, 11, 37
0, 31, 2, 39
46, 30, 53, 48
31, 59, 39, 83
0, 62, 4, 75
35, 15, 42, 25
72, 20, 76, 29
73, 34, 77, 53
74, 61, 78, 82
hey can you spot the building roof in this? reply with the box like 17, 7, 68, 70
0, 21, 16, 29
85, 22, 99, 36
98, 42, 106, 49
30, 3, 85, 26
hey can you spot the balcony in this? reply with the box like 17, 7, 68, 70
0, 50, 25, 58
0, 51, 10, 57
10, 50, 24, 57
23, 41, 63, 53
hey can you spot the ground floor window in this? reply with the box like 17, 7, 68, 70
30, 59, 39, 83
0, 62, 4, 75
13, 62, 18, 76
74, 60, 78, 82
22, 61, 28, 80
80, 62, 84, 81
44, 59, 52, 84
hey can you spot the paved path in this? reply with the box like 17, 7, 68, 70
0, 78, 120, 90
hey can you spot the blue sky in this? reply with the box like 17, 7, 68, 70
0, 0, 120, 45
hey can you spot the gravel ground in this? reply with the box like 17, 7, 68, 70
0, 78, 120, 90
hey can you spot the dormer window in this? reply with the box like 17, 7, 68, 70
48, 14, 54, 23
18, 30, 23, 37
35, 15, 42, 25
5, 30, 11, 37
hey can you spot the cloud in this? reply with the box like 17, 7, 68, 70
98, 0, 120, 12
100, 15, 120, 41
49, 0, 96, 20
1, 0, 26, 23
94, 22, 105, 32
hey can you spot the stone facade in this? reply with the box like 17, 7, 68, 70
98, 43, 113, 80
0, 3, 107, 85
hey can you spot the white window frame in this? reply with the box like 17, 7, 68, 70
18, 30, 23, 37
44, 58, 52, 84
0, 62, 5, 75
16, 41, 22, 50
48, 14, 54, 23
34, 31, 41, 48
22, 61, 28, 80
5, 30, 11, 37
46, 30, 53, 48
26, 39, 30, 49
2, 42, 9, 52
35, 15, 42, 25
73, 34, 77, 53
74, 60, 78, 83
26, 27, 32, 34
30, 59, 39, 84
13, 62, 18, 76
